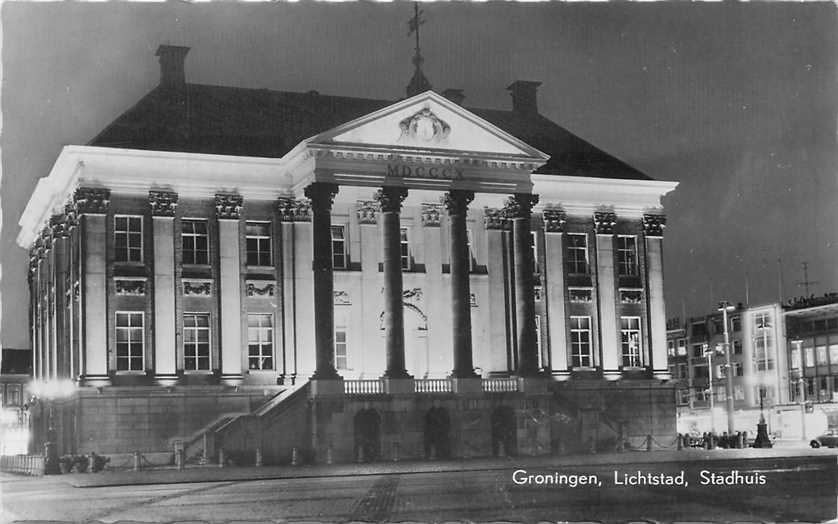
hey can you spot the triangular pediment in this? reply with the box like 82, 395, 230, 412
308, 91, 548, 160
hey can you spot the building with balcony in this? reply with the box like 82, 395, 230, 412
17, 46, 678, 462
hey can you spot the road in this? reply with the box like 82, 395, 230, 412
1, 456, 836, 523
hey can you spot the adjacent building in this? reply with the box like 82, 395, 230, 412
18, 46, 678, 462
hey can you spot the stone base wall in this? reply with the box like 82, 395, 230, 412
40, 386, 279, 455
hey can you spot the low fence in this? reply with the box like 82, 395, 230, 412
482, 377, 518, 393
0, 455, 44, 476
344, 379, 384, 395
414, 378, 451, 393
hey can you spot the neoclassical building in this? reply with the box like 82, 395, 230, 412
19, 46, 678, 462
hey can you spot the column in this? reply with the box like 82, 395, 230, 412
643, 214, 670, 379
594, 211, 620, 380
543, 207, 569, 379
76, 187, 111, 387
304, 183, 341, 380
375, 186, 410, 379
505, 193, 540, 377
150, 191, 179, 386
444, 190, 478, 378
216, 193, 244, 385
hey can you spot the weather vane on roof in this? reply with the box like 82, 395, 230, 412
405, 3, 432, 97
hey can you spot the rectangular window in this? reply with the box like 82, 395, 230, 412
184, 313, 211, 371
805, 346, 815, 367
791, 347, 802, 370
331, 225, 347, 269
677, 338, 687, 356
693, 365, 707, 380
115, 312, 144, 371
731, 316, 742, 332
570, 316, 592, 368
566, 233, 589, 274
616, 236, 638, 276
733, 340, 743, 355
755, 312, 772, 329
692, 344, 705, 358
733, 362, 744, 377
754, 334, 774, 371
667, 340, 676, 357
246, 222, 272, 266
531, 231, 540, 274
829, 342, 838, 365
182, 220, 209, 265
677, 363, 687, 379
247, 314, 273, 370
678, 389, 690, 405
620, 316, 642, 367
114, 215, 143, 263
335, 323, 348, 370
400, 227, 411, 270
816, 343, 828, 365
467, 228, 476, 271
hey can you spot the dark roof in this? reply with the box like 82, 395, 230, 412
90, 84, 651, 180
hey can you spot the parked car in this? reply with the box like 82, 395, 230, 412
810, 430, 838, 448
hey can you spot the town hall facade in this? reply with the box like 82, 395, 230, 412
18, 46, 678, 463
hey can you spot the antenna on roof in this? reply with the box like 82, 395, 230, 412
405, 2, 432, 97
796, 261, 820, 297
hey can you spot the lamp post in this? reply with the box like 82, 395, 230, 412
718, 301, 736, 435
753, 384, 773, 448
792, 339, 806, 442
703, 343, 715, 435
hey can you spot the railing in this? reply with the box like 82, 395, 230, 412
482, 377, 518, 393
344, 379, 384, 395
414, 378, 452, 393
0, 455, 44, 476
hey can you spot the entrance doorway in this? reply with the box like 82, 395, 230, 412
491, 406, 517, 456
353, 409, 381, 462
424, 407, 451, 459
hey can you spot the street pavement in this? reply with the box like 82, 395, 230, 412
1, 447, 836, 524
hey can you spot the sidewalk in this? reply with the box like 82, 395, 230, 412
54, 446, 838, 488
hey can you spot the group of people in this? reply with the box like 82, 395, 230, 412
679, 431, 750, 449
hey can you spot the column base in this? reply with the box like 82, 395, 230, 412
309, 378, 345, 398
551, 370, 571, 381
154, 374, 179, 387
382, 377, 414, 395
310, 369, 342, 381
602, 370, 622, 381
653, 370, 672, 380
517, 376, 550, 394
220, 374, 244, 386
450, 377, 482, 394
82, 375, 112, 387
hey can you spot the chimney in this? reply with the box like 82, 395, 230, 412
507, 80, 542, 115
441, 88, 466, 106
155, 45, 190, 88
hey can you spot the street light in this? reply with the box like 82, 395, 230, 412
718, 301, 736, 435
792, 339, 806, 442
702, 342, 715, 434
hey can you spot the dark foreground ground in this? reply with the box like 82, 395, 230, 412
1, 451, 836, 523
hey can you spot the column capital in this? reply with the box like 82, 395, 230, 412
503, 193, 539, 219
304, 183, 339, 215
276, 196, 311, 222
49, 213, 71, 239
357, 200, 379, 225
594, 210, 617, 235
149, 190, 179, 217
642, 213, 667, 237
74, 187, 110, 215
443, 190, 475, 216
215, 193, 243, 220
483, 208, 508, 230
421, 203, 442, 227
542, 207, 567, 233
374, 186, 408, 213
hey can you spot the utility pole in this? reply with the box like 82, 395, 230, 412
795, 261, 819, 297
719, 301, 736, 435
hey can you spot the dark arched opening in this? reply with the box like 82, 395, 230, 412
424, 407, 451, 459
353, 409, 381, 462
491, 406, 517, 457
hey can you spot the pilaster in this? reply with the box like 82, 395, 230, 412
150, 191, 179, 385
216, 193, 244, 385
76, 187, 111, 387
542, 207, 569, 379
643, 214, 670, 379
484, 208, 510, 374
594, 211, 619, 380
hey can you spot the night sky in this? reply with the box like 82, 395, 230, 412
2, 2, 836, 349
